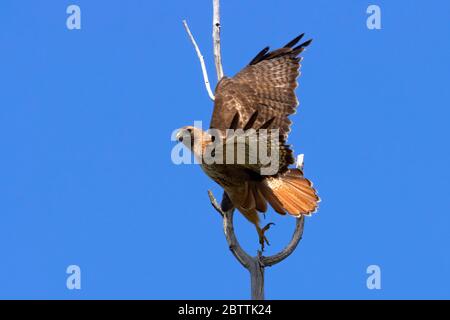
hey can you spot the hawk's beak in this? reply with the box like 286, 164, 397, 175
175, 129, 184, 142
175, 128, 186, 142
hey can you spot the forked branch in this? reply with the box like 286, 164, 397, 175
207, 190, 305, 299
208, 191, 305, 266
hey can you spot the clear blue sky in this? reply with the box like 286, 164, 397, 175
0, 0, 449, 299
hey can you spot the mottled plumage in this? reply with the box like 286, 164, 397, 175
210, 34, 312, 140
177, 34, 319, 250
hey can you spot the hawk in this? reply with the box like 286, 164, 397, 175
177, 34, 320, 250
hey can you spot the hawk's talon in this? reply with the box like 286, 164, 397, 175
262, 222, 275, 232
257, 222, 275, 251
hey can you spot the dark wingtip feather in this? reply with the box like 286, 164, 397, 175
249, 35, 312, 65
244, 111, 259, 130
284, 33, 305, 48
259, 117, 275, 130
301, 38, 313, 47
293, 39, 313, 54
249, 46, 270, 65
229, 112, 240, 130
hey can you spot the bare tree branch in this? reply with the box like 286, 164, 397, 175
207, 190, 224, 217
208, 190, 305, 300
251, 252, 265, 300
223, 210, 254, 269
212, 0, 224, 80
208, 191, 252, 268
296, 154, 304, 171
182, 20, 215, 101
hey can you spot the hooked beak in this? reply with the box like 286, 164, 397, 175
175, 129, 185, 142
175, 129, 183, 142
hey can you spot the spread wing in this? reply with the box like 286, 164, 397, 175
209, 34, 312, 141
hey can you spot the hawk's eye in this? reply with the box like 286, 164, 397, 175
211, 136, 216, 142
178, 135, 183, 142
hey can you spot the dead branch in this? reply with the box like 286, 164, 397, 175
212, 0, 224, 80
207, 190, 305, 299
208, 191, 252, 268
182, 20, 215, 101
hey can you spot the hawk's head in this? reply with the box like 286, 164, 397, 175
176, 126, 213, 159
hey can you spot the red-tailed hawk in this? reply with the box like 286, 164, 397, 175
177, 34, 319, 250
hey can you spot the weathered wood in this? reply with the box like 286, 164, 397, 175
208, 191, 305, 299
182, 20, 215, 101
212, 0, 224, 80
250, 252, 265, 300
208, 191, 252, 268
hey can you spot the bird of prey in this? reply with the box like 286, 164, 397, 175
177, 34, 320, 250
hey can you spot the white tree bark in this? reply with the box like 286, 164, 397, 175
212, 0, 224, 81
182, 20, 215, 101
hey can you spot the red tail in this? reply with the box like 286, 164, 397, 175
259, 169, 320, 216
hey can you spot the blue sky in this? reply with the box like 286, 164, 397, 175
0, 0, 449, 299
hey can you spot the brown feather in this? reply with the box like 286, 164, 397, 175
258, 181, 286, 215
283, 33, 305, 48
252, 183, 267, 213
261, 169, 319, 216
210, 34, 313, 144
241, 182, 256, 210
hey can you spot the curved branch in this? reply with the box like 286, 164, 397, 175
182, 20, 215, 101
207, 190, 223, 217
223, 210, 253, 269
208, 191, 305, 269
261, 215, 305, 267
208, 190, 305, 299
208, 191, 253, 268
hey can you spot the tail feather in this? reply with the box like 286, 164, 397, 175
241, 182, 256, 210
252, 183, 268, 213
259, 183, 287, 215
285, 177, 318, 202
260, 169, 319, 216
